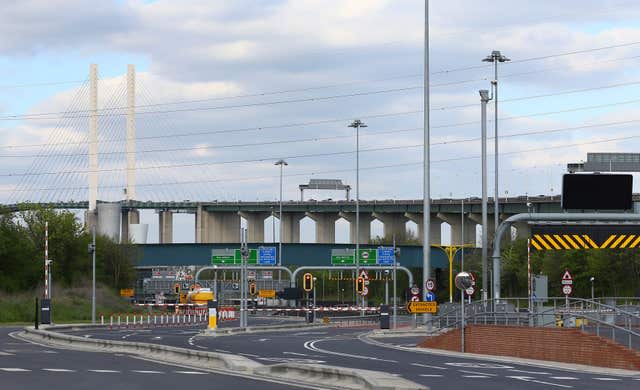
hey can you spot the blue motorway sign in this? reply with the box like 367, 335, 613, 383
425, 292, 436, 302
258, 246, 277, 265
376, 247, 395, 266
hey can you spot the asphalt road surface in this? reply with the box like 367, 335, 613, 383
66, 322, 640, 390
0, 326, 300, 390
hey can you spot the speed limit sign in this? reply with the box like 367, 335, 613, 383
425, 278, 436, 292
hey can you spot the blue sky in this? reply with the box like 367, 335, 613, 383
3, 0, 640, 243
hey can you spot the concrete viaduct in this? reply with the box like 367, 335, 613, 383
6, 195, 568, 245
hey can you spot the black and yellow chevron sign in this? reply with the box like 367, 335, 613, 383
530, 233, 640, 250
530, 225, 640, 251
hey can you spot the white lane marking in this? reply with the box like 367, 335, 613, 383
89, 370, 120, 373
0, 368, 30, 372
174, 371, 207, 375
42, 350, 57, 354
446, 362, 513, 369
0, 351, 13, 356
293, 332, 327, 336
459, 370, 498, 377
83, 335, 92, 338
43, 368, 75, 372
215, 349, 231, 353
283, 352, 309, 357
239, 353, 259, 358
257, 338, 269, 342
507, 376, 573, 388
152, 336, 162, 340
121, 333, 136, 340
549, 377, 579, 380
411, 363, 447, 370
132, 370, 165, 374
462, 375, 490, 378
304, 339, 398, 363
592, 378, 621, 381
420, 374, 444, 377
509, 369, 551, 375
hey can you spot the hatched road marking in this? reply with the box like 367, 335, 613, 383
411, 363, 447, 370
458, 370, 497, 377
592, 377, 621, 381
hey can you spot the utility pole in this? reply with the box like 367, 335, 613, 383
422, 0, 431, 327
275, 160, 287, 289
349, 119, 367, 313
90, 223, 97, 323
482, 51, 510, 293
479, 89, 492, 301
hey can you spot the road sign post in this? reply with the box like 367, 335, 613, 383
561, 269, 573, 309
406, 301, 437, 314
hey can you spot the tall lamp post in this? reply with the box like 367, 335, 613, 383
275, 159, 288, 287
348, 119, 367, 311
482, 50, 509, 277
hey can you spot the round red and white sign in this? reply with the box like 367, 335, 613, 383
410, 296, 420, 302
562, 284, 572, 296
361, 286, 369, 296
410, 286, 420, 296
425, 279, 436, 292
362, 251, 369, 259
465, 286, 475, 296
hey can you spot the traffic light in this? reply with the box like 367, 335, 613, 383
249, 282, 257, 296
303, 273, 313, 292
174, 283, 180, 294
356, 277, 365, 294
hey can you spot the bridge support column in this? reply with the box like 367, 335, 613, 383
372, 213, 407, 242
281, 212, 303, 243
239, 212, 269, 243
207, 211, 241, 243
513, 220, 530, 240
468, 213, 493, 248
159, 210, 173, 244
306, 212, 339, 243
405, 212, 442, 245
121, 209, 139, 243
339, 212, 373, 244
195, 205, 208, 243
437, 213, 475, 246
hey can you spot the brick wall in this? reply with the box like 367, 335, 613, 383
419, 325, 640, 370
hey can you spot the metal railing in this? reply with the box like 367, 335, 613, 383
433, 297, 640, 350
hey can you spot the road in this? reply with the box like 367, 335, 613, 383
0, 326, 300, 390
66, 320, 640, 390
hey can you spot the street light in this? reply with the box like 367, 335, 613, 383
482, 51, 510, 259
479, 89, 492, 301
348, 119, 367, 313
590, 276, 595, 302
275, 159, 288, 288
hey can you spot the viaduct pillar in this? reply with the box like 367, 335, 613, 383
158, 210, 173, 244
339, 212, 373, 244
306, 212, 339, 243
437, 212, 476, 246
372, 212, 407, 242
405, 212, 442, 245
239, 211, 269, 243
280, 212, 303, 243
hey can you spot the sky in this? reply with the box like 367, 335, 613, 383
2, 0, 640, 243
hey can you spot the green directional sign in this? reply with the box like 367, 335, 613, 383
212, 248, 236, 265
235, 249, 258, 265
358, 249, 377, 265
331, 249, 355, 265
212, 248, 258, 265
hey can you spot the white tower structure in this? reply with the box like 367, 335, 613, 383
126, 64, 136, 200
88, 64, 98, 211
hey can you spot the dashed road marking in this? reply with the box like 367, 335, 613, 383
411, 363, 447, 370
446, 362, 512, 369
239, 353, 260, 358
89, 370, 120, 373
0, 351, 13, 356
174, 371, 207, 375
462, 375, 490, 378
508, 376, 573, 388
420, 374, 444, 377
283, 352, 309, 357
132, 370, 165, 374
592, 377, 621, 381
549, 377, 579, 380
509, 369, 550, 375
459, 370, 497, 377
0, 368, 30, 372
43, 368, 76, 372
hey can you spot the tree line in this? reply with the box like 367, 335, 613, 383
0, 206, 138, 294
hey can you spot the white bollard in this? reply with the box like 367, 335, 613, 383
147, 315, 150, 327
110, 315, 113, 328
100, 315, 104, 325
126, 315, 129, 327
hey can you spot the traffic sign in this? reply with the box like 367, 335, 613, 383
410, 286, 420, 296
331, 249, 355, 265
562, 284, 573, 296
376, 247, 395, 265
465, 286, 475, 296
425, 278, 436, 292
425, 291, 436, 302
247, 270, 256, 280
361, 286, 369, 296
410, 296, 420, 302
561, 269, 573, 285
407, 301, 438, 314
211, 248, 236, 265
358, 249, 377, 265
359, 269, 369, 280
258, 246, 277, 265
259, 289, 276, 298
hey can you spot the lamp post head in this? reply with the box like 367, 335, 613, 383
479, 89, 490, 101
590, 276, 595, 282
275, 159, 288, 166
483, 50, 510, 63
348, 119, 367, 128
